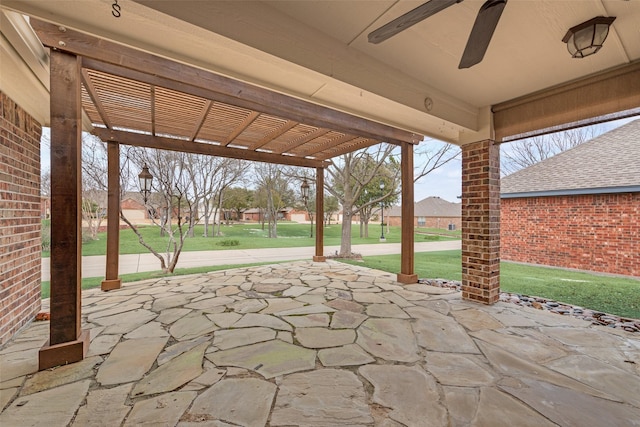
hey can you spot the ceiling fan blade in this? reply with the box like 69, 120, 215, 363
458, 0, 507, 69
368, 0, 463, 44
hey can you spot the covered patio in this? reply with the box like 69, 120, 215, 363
2, 261, 639, 425
1, 1, 640, 424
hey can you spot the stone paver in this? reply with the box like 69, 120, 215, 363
188, 378, 275, 427
360, 364, 446, 426
73, 383, 132, 426
357, 318, 421, 362
0, 380, 90, 427
271, 369, 373, 426
2, 260, 639, 426
96, 337, 168, 385
208, 339, 316, 379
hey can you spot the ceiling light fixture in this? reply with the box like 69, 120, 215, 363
562, 16, 616, 58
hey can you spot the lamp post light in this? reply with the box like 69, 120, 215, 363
138, 164, 153, 204
379, 180, 385, 241
300, 178, 313, 238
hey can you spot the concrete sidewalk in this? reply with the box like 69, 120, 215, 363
41, 240, 461, 281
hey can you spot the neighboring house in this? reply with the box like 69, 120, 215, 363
243, 207, 307, 222
501, 119, 640, 277
121, 194, 150, 223
386, 196, 461, 230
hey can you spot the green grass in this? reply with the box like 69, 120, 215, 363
40, 261, 277, 299
42, 223, 459, 257
339, 250, 640, 319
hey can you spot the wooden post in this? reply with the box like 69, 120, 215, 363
101, 141, 122, 290
39, 50, 89, 370
313, 167, 326, 262
398, 142, 417, 284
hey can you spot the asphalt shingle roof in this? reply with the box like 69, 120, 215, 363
501, 118, 640, 196
388, 196, 461, 217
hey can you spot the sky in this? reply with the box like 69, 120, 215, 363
40, 116, 635, 204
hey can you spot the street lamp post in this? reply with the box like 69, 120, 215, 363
300, 178, 313, 238
379, 180, 385, 241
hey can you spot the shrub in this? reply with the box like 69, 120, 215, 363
216, 239, 240, 247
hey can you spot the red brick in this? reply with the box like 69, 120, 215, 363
461, 140, 500, 304
501, 193, 639, 277
0, 92, 42, 345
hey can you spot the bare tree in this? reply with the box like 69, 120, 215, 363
413, 140, 460, 182
81, 134, 108, 240
253, 163, 294, 238
118, 149, 202, 273
501, 126, 598, 175
326, 144, 397, 256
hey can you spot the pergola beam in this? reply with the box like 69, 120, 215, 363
93, 128, 328, 168
31, 19, 422, 146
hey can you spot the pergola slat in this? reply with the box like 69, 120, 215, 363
32, 20, 422, 146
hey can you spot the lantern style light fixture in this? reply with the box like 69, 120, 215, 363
300, 178, 310, 204
138, 164, 153, 204
562, 16, 616, 59
300, 178, 313, 238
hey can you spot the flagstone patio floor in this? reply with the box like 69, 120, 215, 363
1, 260, 639, 426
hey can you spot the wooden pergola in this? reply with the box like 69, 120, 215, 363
32, 20, 422, 369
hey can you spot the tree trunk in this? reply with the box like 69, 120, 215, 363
203, 198, 210, 237
339, 208, 353, 256
216, 197, 224, 236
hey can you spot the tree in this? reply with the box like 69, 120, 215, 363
413, 140, 460, 183
221, 187, 253, 222
81, 134, 108, 240
501, 126, 598, 175
253, 163, 295, 238
184, 156, 245, 237
355, 164, 398, 238
326, 144, 397, 256
324, 195, 339, 225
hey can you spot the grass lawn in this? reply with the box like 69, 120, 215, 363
40, 261, 276, 299
42, 223, 459, 257
339, 250, 640, 319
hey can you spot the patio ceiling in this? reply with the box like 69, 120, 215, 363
32, 20, 422, 169
3, 1, 639, 145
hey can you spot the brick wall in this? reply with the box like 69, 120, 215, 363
0, 92, 42, 346
501, 192, 640, 277
461, 140, 501, 304
387, 215, 461, 230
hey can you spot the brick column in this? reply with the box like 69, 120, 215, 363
461, 139, 500, 304
0, 92, 42, 346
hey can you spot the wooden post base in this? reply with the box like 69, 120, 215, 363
397, 273, 418, 284
101, 278, 122, 291
39, 329, 90, 370
312, 256, 326, 262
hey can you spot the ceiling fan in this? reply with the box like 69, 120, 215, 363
368, 0, 507, 69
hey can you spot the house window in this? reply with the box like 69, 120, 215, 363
417, 217, 426, 226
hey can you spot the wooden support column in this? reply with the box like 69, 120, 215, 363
39, 50, 89, 370
461, 139, 501, 304
101, 141, 122, 291
397, 142, 417, 284
313, 167, 326, 262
